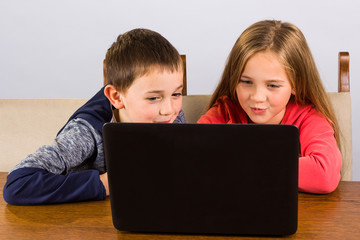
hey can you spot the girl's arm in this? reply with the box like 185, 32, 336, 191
3, 118, 107, 205
298, 114, 342, 194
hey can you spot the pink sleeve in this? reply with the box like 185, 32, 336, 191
197, 107, 227, 124
298, 113, 342, 194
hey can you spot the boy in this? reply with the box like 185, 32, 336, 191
3, 29, 186, 205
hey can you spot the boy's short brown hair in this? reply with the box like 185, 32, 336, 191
105, 28, 183, 92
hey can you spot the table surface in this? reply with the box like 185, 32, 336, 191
1, 172, 360, 240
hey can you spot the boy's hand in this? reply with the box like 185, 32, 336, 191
100, 172, 109, 196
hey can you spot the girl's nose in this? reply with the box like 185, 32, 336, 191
250, 87, 266, 102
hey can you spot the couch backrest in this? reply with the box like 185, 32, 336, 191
0, 94, 352, 181
182, 95, 211, 123
0, 99, 87, 172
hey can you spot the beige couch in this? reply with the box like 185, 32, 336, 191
0, 93, 352, 180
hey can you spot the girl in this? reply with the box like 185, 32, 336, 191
198, 20, 342, 194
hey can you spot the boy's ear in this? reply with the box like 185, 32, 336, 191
104, 84, 125, 109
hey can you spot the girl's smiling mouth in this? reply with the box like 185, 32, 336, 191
251, 107, 266, 114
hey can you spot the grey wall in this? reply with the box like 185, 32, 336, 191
1, 0, 359, 179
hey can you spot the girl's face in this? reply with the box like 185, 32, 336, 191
118, 67, 183, 123
236, 50, 293, 124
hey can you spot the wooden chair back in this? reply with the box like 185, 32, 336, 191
329, 52, 352, 180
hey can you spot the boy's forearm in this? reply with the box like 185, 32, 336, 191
3, 167, 106, 205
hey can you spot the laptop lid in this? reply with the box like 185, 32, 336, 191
103, 123, 299, 236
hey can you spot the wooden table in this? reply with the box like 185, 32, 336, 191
1, 172, 359, 240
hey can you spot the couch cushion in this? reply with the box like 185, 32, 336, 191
0, 99, 87, 171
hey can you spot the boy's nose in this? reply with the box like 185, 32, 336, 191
159, 99, 173, 115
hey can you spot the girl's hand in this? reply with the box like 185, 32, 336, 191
100, 172, 109, 196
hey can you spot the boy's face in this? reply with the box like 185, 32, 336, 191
118, 67, 183, 123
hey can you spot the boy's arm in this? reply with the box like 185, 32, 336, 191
174, 109, 186, 123
100, 172, 109, 196
3, 118, 107, 205
4, 168, 106, 205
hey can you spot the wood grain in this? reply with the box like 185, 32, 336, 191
338, 52, 350, 92
181, 54, 187, 96
1, 172, 359, 240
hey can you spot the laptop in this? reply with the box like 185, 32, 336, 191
103, 123, 299, 236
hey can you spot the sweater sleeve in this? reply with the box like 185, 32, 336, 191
197, 96, 245, 124
174, 109, 187, 123
198, 107, 226, 124
3, 118, 106, 205
3, 168, 106, 205
298, 113, 342, 194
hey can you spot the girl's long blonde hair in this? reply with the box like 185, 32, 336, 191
210, 20, 340, 147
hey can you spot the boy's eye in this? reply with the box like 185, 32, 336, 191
147, 96, 160, 101
172, 92, 182, 97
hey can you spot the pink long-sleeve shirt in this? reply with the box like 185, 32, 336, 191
198, 96, 342, 194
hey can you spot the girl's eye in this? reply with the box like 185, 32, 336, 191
239, 80, 252, 85
268, 84, 280, 88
